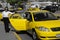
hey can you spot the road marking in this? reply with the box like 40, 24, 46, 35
13, 32, 22, 40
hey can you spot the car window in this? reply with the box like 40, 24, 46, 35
24, 12, 32, 21
33, 12, 58, 21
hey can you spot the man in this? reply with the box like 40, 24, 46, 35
2, 7, 14, 33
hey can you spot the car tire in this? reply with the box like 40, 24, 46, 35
32, 29, 38, 40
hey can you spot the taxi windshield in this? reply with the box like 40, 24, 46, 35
33, 12, 58, 21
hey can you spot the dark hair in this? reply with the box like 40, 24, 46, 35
4, 7, 8, 11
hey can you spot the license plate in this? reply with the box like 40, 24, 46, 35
56, 34, 60, 38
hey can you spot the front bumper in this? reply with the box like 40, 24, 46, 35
40, 36, 60, 40
38, 33, 60, 40
40, 38, 60, 40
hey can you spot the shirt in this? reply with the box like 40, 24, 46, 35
2, 11, 14, 17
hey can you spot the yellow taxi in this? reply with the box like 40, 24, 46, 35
9, 8, 60, 40
23, 8, 60, 40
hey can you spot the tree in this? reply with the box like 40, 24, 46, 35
6, 0, 28, 6
6, 0, 18, 5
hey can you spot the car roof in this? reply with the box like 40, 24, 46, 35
27, 9, 49, 14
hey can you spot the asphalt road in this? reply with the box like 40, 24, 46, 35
0, 21, 33, 40
18, 34, 33, 40
0, 21, 17, 40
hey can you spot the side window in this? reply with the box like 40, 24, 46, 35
25, 12, 32, 21
46, 13, 54, 18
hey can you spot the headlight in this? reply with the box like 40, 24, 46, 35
39, 27, 49, 32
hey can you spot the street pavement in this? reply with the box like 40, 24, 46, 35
0, 21, 17, 40
19, 34, 33, 40
0, 21, 33, 40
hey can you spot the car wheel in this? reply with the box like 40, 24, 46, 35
32, 29, 38, 40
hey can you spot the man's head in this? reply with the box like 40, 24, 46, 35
4, 7, 8, 11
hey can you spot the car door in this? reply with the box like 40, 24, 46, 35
24, 12, 34, 30
9, 14, 27, 31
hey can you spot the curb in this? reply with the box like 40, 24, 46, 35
13, 32, 22, 40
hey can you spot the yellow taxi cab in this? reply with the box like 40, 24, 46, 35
9, 8, 60, 40
23, 8, 60, 40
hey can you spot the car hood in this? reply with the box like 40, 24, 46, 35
34, 20, 60, 28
